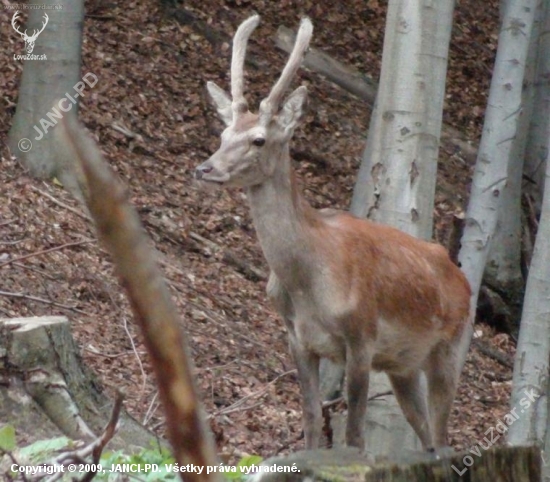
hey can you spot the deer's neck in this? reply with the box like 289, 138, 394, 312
247, 147, 318, 287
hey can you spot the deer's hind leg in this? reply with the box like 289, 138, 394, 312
388, 370, 432, 450
344, 339, 372, 450
424, 340, 462, 449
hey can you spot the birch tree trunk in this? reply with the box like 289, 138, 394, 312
456, 0, 537, 370
506, 6, 550, 477
524, 1, 550, 213
8, 0, 85, 179
481, 1, 543, 334
506, 146, 550, 475
339, 0, 455, 455
350, 0, 452, 239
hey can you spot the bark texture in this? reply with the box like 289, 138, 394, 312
350, 0, 454, 240
507, 52, 550, 472
0, 316, 157, 450
481, 0, 544, 335
457, 0, 537, 370
8, 0, 85, 180
57, 116, 219, 481
523, 1, 550, 213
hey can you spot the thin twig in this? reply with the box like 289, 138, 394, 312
84, 345, 144, 358
122, 315, 148, 399
0, 239, 93, 269
322, 396, 344, 409
321, 390, 393, 410
0, 218, 18, 228
368, 390, 393, 401
189, 299, 279, 353
0, 237, 26, 245
87, 393, 124, 472
143, 390, 160, 425
0, 290, 90, 316
0, 449, 29, 482
111, 122, 143, 141
12, 262, 59, 281
219, 400, 265, 417
43, 393, 124, 482
210, 369, 296, 419
472, 338, 514, 369
188, 231, 268, 281
30, 185, 92, 221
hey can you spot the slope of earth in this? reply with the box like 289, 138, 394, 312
0, 0, 515, 460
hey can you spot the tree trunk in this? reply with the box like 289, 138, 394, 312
507, 48, 550, 473
457, 0, 537, 371
336, 0, 454, 454
480, 1, 543, 335
350, 0, 453, 239
8, 0, 85, 179
523, 1, 550, 214
0, 316, 157, 450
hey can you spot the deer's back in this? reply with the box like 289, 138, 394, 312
313, 210, 471, 339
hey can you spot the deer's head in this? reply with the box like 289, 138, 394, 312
195, 15, 312, 188
12, 12, 48, 54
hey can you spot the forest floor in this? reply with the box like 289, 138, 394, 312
0, 0, 518, 461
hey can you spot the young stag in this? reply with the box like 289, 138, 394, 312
195, 15, 471, 452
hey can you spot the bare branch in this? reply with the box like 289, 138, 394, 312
0, 290, 90, 316
56, 113, 219, 481
0, 239, 93, 269
30, 186, 92, 221
209, 369, 296, 419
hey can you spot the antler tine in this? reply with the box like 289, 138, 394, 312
231, 15, 260, 116
12, 12, 24, 35
260, 17, 313, 122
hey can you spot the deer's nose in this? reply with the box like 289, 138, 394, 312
195, 164, 214, 180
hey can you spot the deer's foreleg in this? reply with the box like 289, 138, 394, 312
345, 342, 371, 450
289, 336, 321, 449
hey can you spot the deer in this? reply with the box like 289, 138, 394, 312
195, 15, 471, 453
11, 11, 49, 54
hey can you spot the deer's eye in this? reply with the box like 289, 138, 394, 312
252, 138, 265, 147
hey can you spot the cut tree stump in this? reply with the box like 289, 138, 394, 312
0, 316, 158, 450
251, 445, 541, 481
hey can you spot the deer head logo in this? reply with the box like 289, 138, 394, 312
11, 11, 48, 54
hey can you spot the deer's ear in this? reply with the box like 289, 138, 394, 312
279, 86, 307, 133
207, 81, 233, 126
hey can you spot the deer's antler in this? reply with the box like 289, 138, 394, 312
259, 17, 312, 125
230, 14, 260, 118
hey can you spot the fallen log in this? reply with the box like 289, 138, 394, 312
276, 25, 478, 166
